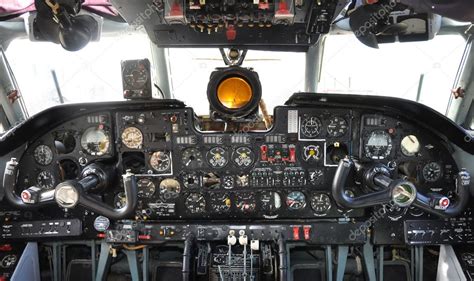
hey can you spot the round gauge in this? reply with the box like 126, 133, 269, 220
123, 61, 149, 89
302, 145, 322, 162
181, 148, 204, 169
185, 193, 206, 213
310, 193, 332, 215
235, 193, 256, 213
300, 116, 322, 138
327, 116, 348, 137
232, 147, 255, 168
210, 193, 231, 213
34, 144, 53, 166
182, 172, 200, 189
137, 178, 156, 197
36, 170, 55, 189
80, 127, 110, 156
93, 216, 110, 232
114, 192, 126, 208
222, 175, 234, 190
286, 191, 306, 211
308, 169, 324, 186
422, 162, 442, 182
364, 130, 392, 159
159, 178, 181, 201
121, 127, 143, 149
260, 191, 282, 212
149, 151, 171, 172
401, 135, 420, 157
206, 147, 229, 168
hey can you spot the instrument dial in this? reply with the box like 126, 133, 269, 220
300, 116, 322, 138
260, 191, 282, 213
182, 172, 200, 189
364, 130, 392, 159
159, 178, 181, 201
121, 127, 143, 149
80, 126, 110, 156
149, 151, 171, 173
137, 178, 156, 197
222, 175, 234, 189
181, 148, 204, 169
36, 170, 55, 189
310, 193, 332, 215
34, 144, 53, 166
206, 147, 229, 168
236, 193, 256, 213
327, 116, 348, 137
286, 191, 306, 210
210, 193, 231, 213
422, 162, 442, 182
185, 193, 206, 214
123, 61, 149, 89
302, 145, 322, 162
401, 135, 420, 157
232, 147, 255, 167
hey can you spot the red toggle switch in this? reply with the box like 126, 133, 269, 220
292, 226, 300, 240
139, 234, 152, 240
226, 25, 237, 41
289, 146, 296, 162
260, 145, 268, 161
0, 244, 12, 252
303, 226, 311, 240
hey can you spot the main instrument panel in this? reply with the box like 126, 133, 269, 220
10, 102, 458, 225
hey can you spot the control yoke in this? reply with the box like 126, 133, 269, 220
3, 158, 137, 220
332, 158, 471, 218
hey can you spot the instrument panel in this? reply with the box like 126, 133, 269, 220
11, 103, 458, 223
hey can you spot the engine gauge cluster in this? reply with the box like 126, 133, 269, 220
206, 147, 229, 168
232, 147, 255, 168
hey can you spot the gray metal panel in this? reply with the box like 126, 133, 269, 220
436, 245, 467, 281
11, 242, 41, 281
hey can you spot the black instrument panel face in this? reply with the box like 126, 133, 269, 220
12, 104, 458, 223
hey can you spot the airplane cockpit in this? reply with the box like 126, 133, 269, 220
0, 0, 473, 280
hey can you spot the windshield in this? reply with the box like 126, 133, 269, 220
6, 32, 466, 116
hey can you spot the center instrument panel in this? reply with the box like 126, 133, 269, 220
8, 103, 459, 227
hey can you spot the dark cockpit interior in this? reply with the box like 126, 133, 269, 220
0, 1, 473, 281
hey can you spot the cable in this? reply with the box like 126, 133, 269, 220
122, 244, 145, 251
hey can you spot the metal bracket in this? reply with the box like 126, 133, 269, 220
336, 245, 349, 281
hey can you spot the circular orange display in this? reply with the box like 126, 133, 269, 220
217, 77, 253, 109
